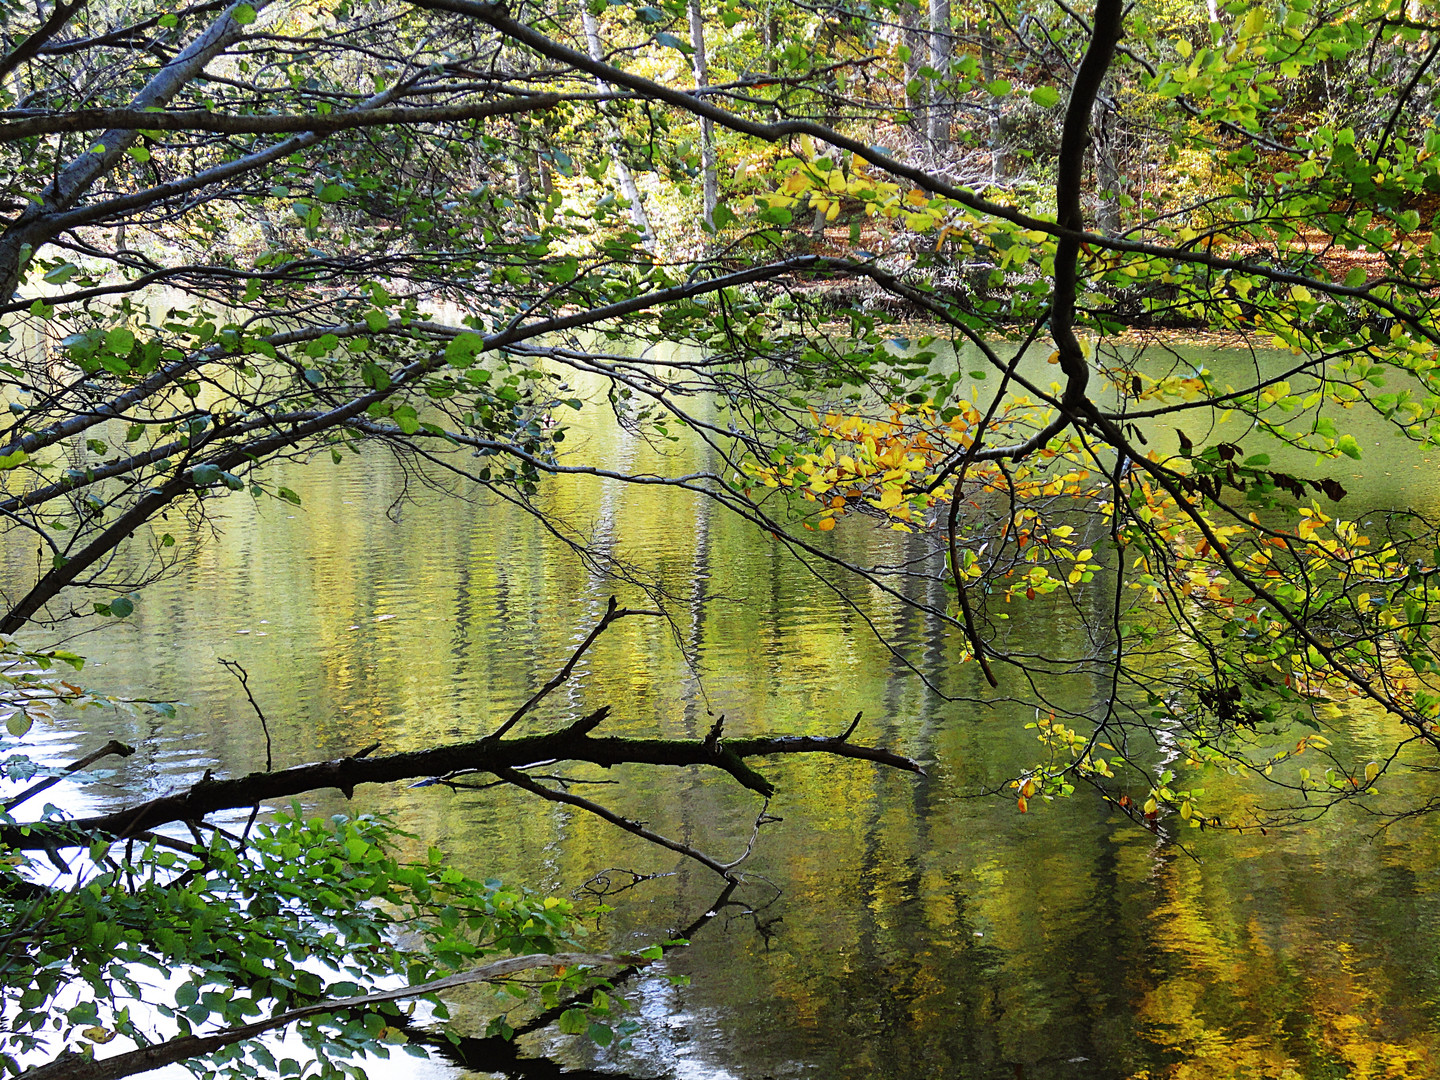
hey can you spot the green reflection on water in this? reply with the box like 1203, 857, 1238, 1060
26, 344, 1440, 1080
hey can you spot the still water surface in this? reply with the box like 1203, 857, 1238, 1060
25, 343, 1440, 1079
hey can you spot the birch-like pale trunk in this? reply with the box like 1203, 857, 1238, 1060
581, 7, 656, 251
927, 0, 952, 150
900, 0, 927, 135
688, 0, 718, 231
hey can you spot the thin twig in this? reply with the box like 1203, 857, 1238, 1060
491, 764, 744, 880
3, 739, 133, 813
218, 658, 272, 772
488, 598, 660, 741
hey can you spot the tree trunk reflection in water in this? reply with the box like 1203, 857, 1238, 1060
25, 341, 1440, 1079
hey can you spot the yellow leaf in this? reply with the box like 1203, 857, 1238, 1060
817, 517, 836, 531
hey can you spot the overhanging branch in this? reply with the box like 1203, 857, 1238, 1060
0, 718, 922, 850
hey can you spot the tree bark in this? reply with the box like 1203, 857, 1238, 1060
927, 0, 951, 151
900, 0, 927, 135
1091, 81, 1122, 235
688, 0, 719, 231
981, 21, 1006, 182
581, 8, 657, 252
1, 707, 922, 850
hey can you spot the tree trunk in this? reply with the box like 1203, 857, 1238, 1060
581, 8, 656, 252
981, 22, 1006, 182
927, 0, 951, 151
764, 5, 779, 75
901, 0, 927, 135
1091, 83, 1122, 235
514, 140, 537, 232
688, 0, 718, 232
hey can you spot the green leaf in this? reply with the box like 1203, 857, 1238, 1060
984, 79, 1012, 97
0, 450, 28, 470
1336, 434, 1362, 459
6, 714, 32, 737
1343, 267, 1367, 288
108, 596, 134, 618
233, 3, 257, 25
1029, 85, 1060, 107
360, 362, 391, 391
444, 332, 485, 369
557, 1009, 589, 1035
277, 487, 301, 505
655, 32, 692, 53
43, 263, 79, 285
127, 145, 151, 164
158, 12, 178, 26
191, 463, 221, 486
392, 406, 420, 435
363, 309, 389, 333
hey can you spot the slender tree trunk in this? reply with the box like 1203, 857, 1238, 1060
1051, 0, 1123, 412
688, 0, 718, 231
581, 8, 656, 252
980, 22, 1006, 182
927, 0, 951, 151
764, 5, 779, 75
901, 0, 927, 136
514, 140, 537, 232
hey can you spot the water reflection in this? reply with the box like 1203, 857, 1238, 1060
18, 343, 1440, 1079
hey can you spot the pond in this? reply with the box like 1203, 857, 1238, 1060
24, 340, 1440, 1080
